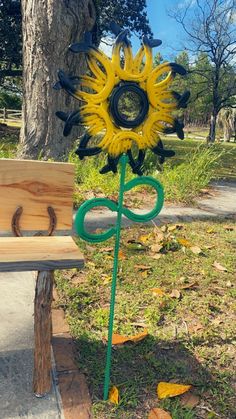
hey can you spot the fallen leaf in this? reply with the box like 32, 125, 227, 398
206, 228, 215, 234
180, 281, 199, 290
226, 280, 232, 288
204, 244, 215, 249
118, 250, 127, 260
213, 261, 227, 272
168, 224, 183, 232
100, 247, 113, 253
150, 288, 166, 296
223, 225, 235, 231
150, 254, 162, 260
139, 234, 151, 244
126, 240, 146, 251
170, 289, 181, 299
106, 329, 148, 345
157, 382, 192, 399
178, 238, 191, 247
151, 243, 163, 253
101, 274, 112, 284
190, 246, 203, 255
109, 385, 119, 404
148, 407, 172, 419
141, 270, 148, 279
180, 392, 200, 408
134, 264, 151, 271
188, 322, 204, 333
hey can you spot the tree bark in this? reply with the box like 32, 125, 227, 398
208, 110, 218, 143
33, 270, 54, 396
20, 0, 96, 160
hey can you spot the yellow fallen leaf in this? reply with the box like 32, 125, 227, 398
141, 270, 148, 278
157, 382, 192, 399
148, 407, 172, 419
151, 243, 163, 253
150, 288, 166, 296
178, 238, 191, 247
139, 234, 151, 244
107, 329, 148, 345
213, 261, 227, 272
109, 385, 119, 404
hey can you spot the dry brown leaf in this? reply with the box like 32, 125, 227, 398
226, 280, 232, 288
180, 392, 200, 408
213, 261, 227, 272
157, 382, 192, 399
107, 329, 148, 345
151, 254, 162, 260
170, 289, 181, 299
134, 264, 151, 271
190, 246, 203, 255
178, 238, 191, 247
109, 385, 119, 404
151, 243, 163, 253
151, 288, 166, 296
168, 224, 183, 232
188, 322, 204, 333
180, 281, 199, 290
148, 407, 172, 419
223, 225, 235, 231
100, 247, 113, 253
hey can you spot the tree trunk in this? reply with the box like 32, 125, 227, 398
208, 110, 218, 143
20, 0, 96, 161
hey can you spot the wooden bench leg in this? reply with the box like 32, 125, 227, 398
33, 270, 54, 397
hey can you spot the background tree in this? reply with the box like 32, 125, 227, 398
170, 0, 236, 142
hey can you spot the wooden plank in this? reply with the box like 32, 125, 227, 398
33, 270, 53, 396
0, 236, 84, 272
0, 159, 74, 232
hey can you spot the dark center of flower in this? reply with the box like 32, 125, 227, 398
109, 82, 149, 129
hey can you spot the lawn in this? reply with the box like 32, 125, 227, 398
55, 220, 236, 419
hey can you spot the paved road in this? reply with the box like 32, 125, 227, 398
0, 272, 63, 419
78, 180, 236, 232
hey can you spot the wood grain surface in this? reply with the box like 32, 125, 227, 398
0, 159, 75, 232
0, 236, 84, 272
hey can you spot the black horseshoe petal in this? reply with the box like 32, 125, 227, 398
75, 133, 102, 160
55, 111, 69, 122
110, 21, 123, 36
172, 90, 190, 109
152, 139, 175, 164
142, 35, 162, 48
100, 156, 120, 174
169, 63, 187, 76
53, 70, 78, 94
115, 29, 131, 47
128, 150, 145, 176
55, 110, 81, 136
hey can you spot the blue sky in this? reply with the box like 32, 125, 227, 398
100, 0, 188, 60
131, 0, 186, 60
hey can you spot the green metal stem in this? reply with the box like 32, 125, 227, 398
103, 154, 128, 400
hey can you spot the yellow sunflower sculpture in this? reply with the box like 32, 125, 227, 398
55, 23, 190, 175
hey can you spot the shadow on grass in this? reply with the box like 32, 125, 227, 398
70, 334, 236, 419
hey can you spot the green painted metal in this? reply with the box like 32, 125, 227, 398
74, 154, 165, 400
74, 174, 164, 243
103, 153, 128, 400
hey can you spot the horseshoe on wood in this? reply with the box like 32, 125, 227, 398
11, 206, 57, 237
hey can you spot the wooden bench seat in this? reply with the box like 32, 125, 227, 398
0, 236, 84, 272
0, 158, 84, 397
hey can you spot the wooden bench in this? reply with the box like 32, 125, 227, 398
0, 159, 84, 397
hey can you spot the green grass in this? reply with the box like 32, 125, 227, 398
55, 220, 236, 418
